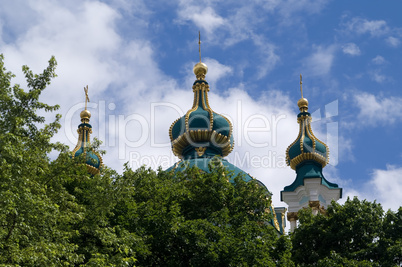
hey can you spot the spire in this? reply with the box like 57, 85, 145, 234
193, 31, 208, 80
72, 85, 103, 175
169, 33, 233, 159
297, 74, 309, 113
286, 75, 328, 170
198, 31, 202, 63
281, 76, 342, 232
166, 33, 286, 235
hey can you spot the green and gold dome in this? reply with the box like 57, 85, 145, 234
285, 96, 329, 170
167, 58, 245, 180
169, 62, 234, 159
282, 76, 340, 198
71, 86, 103, 175
167, 34, 287, 234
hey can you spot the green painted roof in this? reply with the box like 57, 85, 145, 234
280, 161, 342, 200
170, 79, 233, 158
287, 112, 328, 162
73, 122, 102, 170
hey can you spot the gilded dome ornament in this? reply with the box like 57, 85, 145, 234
166, 33, 285, 234
169, 32, 233, 159
285, 75, 329, 170
71, 85, 103, 175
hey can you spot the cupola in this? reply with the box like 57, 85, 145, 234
71, 86, 103, 175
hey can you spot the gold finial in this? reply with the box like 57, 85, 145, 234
84, 85, 90, 110
193, 31, 208, 80
81, 85, 91, 122
198, 31, 201, 63
297, 74, 308, 112
300, 74, 303, 98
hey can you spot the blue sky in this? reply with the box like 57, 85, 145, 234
1, 0, 401, 212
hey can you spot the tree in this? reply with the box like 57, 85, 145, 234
113, 164, 294, 266
0, 55, 293, 266
380, 207, 402, 266
291, 196, 401, 266
0, 54, 81, 265
0, 55, 140, 266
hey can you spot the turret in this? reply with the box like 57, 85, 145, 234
281, 75, 342, 232
71, 86, 103, 175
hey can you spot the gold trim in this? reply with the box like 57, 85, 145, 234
300, 119, 306, 153
169, 117, 180, 142
169, 79, 234, 158
86, 162, 101, 175
286, 114, 329, 169
308, 122, 330, 165
171, 129, 233, 158
289, 152, 327, 170
309, 200, 327, 215
72, 126, 92, 155
271, 203, 281, 232
71, 124, 103, 174
286, 120, 302, 164
281, 209, 287, 232
305, 119, 316, 151
308, 200, 320, 209
287, 211, 298, 221
185, 85, 200, 132
195, 147, 206, 156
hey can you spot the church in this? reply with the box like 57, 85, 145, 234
71, 38, 342, 234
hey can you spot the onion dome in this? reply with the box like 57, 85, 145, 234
286, 95, 329, 170
169, 61, 234, 159
281, 76, 342, 220
71, 86, 103, 175
167, 35, 285, 234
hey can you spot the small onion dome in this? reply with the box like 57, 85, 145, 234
72, 111, 103, 175
286, 98, 329, 170
193, 62, 208, 80
297, 97, 308, 112
80, 109, 91, 122
169, 61, 233, 159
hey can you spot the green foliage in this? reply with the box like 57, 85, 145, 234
113, 165, 292, 266
3, 54, 400, 266
0, 54, 293, 265
292, 197, 401, 266
380, 207, 402, 266
0, 54, 77, 265
0, 55, 139, 266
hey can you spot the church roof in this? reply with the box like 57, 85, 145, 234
169, 62, 233, 159
282, 75, 341, 196
166, 34, 285, 234
71, 86, 103, 175
286, 76, 329, 170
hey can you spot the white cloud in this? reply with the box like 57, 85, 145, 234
251, 35, 280, 79
372, 55, 386, 65
342, 43, 361, 56
344, 17, 389, 37
182, 58, 233, 94
337, 165, 402, 212
304, 45, 336, 76
1, 1, 122, 101
386, 36, 400, 47
201, 58, 233, 86
176, 1, 225, 35
206, 87, 299, 205
371, 70, 387, 83
5, 0, 397, 222
369, 165, 402, 211
276, 0, 329, 20
354, 92, 402, 126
